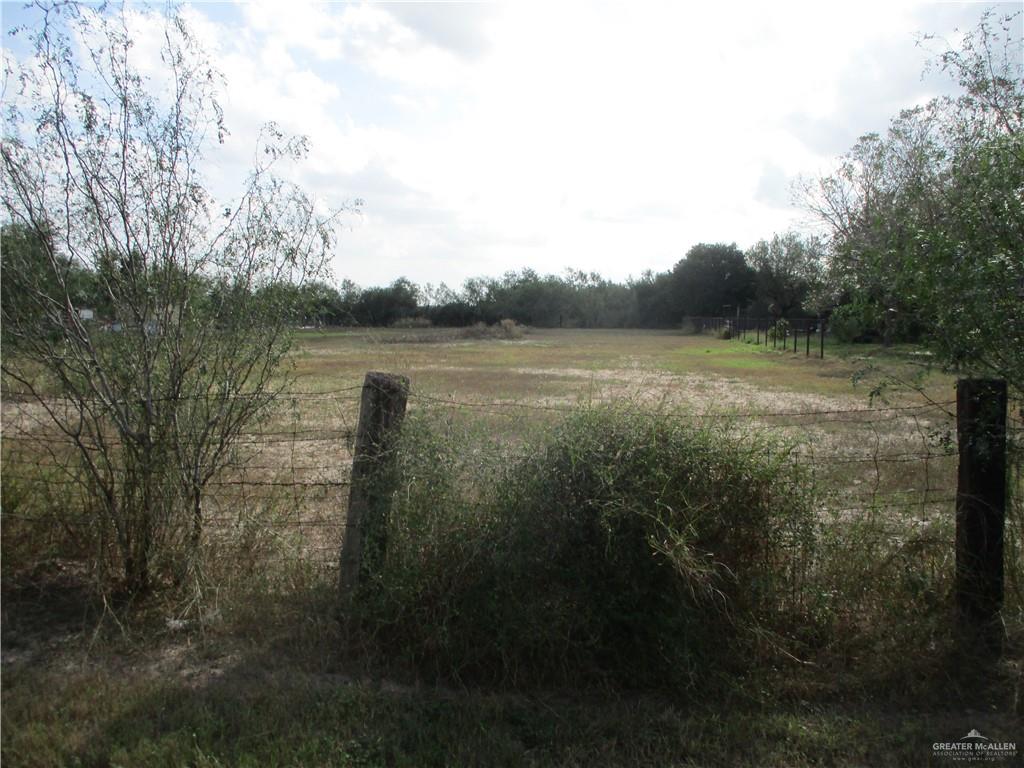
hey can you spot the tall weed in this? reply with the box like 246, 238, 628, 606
350, 404, 818, 688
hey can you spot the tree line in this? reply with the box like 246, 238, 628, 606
183, 238, 826, 329
0, 230, 830, 329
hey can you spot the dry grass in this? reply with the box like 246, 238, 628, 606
290, 326, 952, 401
1, 329, 962, 569
3, 329, 1021, 768
283, 328, 961, 533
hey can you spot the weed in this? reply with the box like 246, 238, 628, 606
350, 403, 818, 689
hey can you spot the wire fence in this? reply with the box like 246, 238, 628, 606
2, 381, 1021, 570
685, 315, 829, 356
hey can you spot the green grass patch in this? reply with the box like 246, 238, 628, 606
4, 660, 1020, 768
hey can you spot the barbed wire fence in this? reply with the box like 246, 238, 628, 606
2, 377, 1020, 589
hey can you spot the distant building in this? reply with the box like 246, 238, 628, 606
78, 308, 94, 321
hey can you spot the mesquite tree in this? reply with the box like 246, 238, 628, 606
803, 11, 1023, 380
1, 3, 346, 593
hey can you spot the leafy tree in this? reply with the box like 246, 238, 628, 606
912, 12, 1024, 387
335, 279, 362, 325
352, 277, 419, 325
562, 269, 635, 328
1, 223, 104, 338
747, 232, 826, 319
671, 243, 756, 318
804, 115, 939, 344
805, 10, 1023, 387
419, 282, 458, 309
447, 268, 637, 328
427, 299, 477, 327
1, 4, 346, 593
630, 270, 678, 328
295, 281, 349, 326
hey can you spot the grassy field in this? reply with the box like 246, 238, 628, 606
289, 327, 954, 403
3, 328, 1021, 767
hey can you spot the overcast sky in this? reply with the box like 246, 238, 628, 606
2, 1, 1019, 289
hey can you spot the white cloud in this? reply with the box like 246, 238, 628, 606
240, 0, 344, 61
13, 0, 1007, 287
383, 3, 498, 59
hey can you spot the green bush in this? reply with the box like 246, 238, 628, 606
828, 302, 881, 343
350, 405, 817, 689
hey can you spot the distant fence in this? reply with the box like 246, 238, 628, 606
686, 316, 828, 357
2, 372, 1020, 647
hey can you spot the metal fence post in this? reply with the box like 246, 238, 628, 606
956, 378, 1008, 652
340, 371, 410, 602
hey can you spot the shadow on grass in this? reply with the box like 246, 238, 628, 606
2, 571, 1021, 768
15, 656, 1021, 768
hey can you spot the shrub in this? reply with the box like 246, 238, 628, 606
1, 8, 339, 595
457, 320, 525, 340
828, 302, 881, 343
350, 404, 817, 689
498, 318, 523, 339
